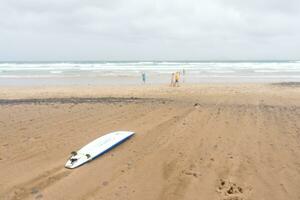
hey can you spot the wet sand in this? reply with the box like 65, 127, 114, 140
0, 83, 300, 200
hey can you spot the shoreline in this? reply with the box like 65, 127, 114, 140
1, 76, 300, 87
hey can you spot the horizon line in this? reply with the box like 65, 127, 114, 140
0, 59, 299, 63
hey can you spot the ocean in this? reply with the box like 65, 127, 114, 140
0, 61, 299, 86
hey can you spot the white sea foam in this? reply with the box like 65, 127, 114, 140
50, 71, 63, 74
0, 75, 67, 78
0, 61, 299, 84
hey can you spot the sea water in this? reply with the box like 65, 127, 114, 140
0, 61, 299, 86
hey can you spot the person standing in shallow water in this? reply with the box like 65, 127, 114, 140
170, 73, 175, 87
142, 72, 146, 84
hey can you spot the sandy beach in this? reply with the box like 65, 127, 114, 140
0, 83, 300, 200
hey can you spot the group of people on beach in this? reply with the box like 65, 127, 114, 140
170, 71, 181, 87
141, 69, 185, 86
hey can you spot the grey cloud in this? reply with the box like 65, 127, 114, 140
0, 0, 299, 60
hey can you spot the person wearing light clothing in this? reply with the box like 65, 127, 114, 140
174, 71, 180, 87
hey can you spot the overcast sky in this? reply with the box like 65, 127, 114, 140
0, 0, 299, 61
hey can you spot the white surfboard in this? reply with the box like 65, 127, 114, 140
65, 131, 134, 169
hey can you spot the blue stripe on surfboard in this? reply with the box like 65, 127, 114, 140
92, 134, 134, 160
74, 133, 134, 168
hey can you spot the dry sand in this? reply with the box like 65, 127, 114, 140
0, 83, 300, 200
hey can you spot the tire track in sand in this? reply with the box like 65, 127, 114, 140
2, 166, 71, 200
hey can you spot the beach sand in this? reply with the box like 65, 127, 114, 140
0, 83, 300, 200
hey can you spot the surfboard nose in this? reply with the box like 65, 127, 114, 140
65, 160, 73, 169
65, 155, 81, 168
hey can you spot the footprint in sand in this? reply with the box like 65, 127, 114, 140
102, 181, 109, 186
217, 179, 248, 200
31, 187, 43, 199
182, 170, 200, 178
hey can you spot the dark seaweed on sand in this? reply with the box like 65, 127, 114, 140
0, 97, 168, 105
